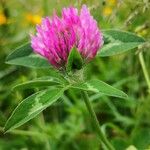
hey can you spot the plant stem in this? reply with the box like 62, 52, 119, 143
37, 113, 51, 150
138, 52, 150, 92
82, 91, 115, 150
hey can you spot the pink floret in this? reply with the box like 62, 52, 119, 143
31, 5, 103, 69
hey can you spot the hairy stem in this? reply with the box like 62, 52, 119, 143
82, 91, 115, 150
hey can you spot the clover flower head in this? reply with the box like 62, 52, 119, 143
31, 5, 103, 69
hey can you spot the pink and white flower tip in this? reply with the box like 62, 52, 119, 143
31, 5, 103, 70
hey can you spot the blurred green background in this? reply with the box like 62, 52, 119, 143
0, 0, 150, 149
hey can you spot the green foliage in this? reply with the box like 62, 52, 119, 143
4, 88, 65, 132
71, 79, 128, 99
132, 128, 150, 149
0, 0, 150, 149
12, 76, 64, 91
6, 43, 50, 68
99, 30, 145, 57
5, 76, 127, 132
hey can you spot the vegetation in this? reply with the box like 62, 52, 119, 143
0, 0, 150, 149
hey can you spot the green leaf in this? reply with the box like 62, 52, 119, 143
112, 138, 129, 150
13, 76, 64, 91
4, 88, 65, 132
132, 128, 150, 149
66, 47, 83, 72
71, 79, 128, 99
98, 29, 145, 57
6, 43, 50, 68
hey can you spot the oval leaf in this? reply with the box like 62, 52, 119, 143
98, 29, 145, 57
13, 77, 63, 91
4, 88, 65, 132
6, 43, 50, 68
71, 79, 128, 99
